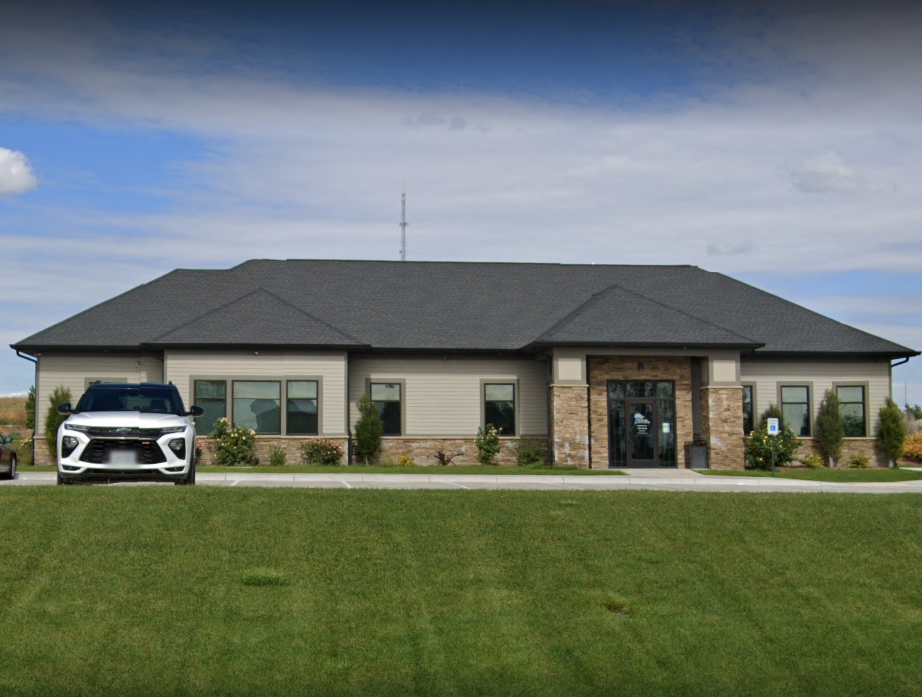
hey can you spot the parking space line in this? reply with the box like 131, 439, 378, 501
340, 480, 352, 489
447, 482, 469, 490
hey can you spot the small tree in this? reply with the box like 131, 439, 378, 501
45, 386, 73, 458
815, 389, 845, 467
24, 385, 35, 430
877, 398, 906, 468
354, 393, 382, 464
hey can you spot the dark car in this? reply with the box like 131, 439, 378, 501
0, 435, 17, 480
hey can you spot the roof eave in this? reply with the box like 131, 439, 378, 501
524, 340, 765, 351
746, 349, 920, 360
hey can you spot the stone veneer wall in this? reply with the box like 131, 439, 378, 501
375, 437, 546, 467
196, 437, 349, 466
34, 437, 52, 467
588, 356, 694, 469
699, 386, 745, 470
793, 438, 888, 468
550, 385, 590, 467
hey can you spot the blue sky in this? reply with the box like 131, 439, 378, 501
1, 0, 920, 401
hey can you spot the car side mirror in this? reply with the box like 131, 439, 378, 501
2, 436, 12, 444
56, 403, 73, 415
187, 405, 205, 417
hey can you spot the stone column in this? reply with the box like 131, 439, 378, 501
700, 386, 745, 469
550, 385, 590, 468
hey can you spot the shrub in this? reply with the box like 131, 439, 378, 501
815, 389, 845, 467
14, 436, 33, 466
44, 386, 73, 458
212, 418, 257, 466
301, 439, 344, 466
354, 393, 382, 464
799, 453, 824, 469
902, 432, 922, 463
876, 398, 906, 467
194, 440, 206, 462
847, 454, 870, 469
268, 444, 287, 467
745, 404, 801, 470
475, 424, 501, 465
25, 386, 35, 429
433, 449, 459, 466
513, 438, 545, 467
396, 454, 415, 467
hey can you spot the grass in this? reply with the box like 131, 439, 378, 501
701, 467, 922, 482
0, 397, 27, 426
1, 489, 921, 696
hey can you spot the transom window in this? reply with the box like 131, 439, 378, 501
484, 383, 515, 436
781, 385, 811, 436
287, 380, 319, 435
233, 381, 281, 434
836, 385, 866, 437
371, 383, 402, 436
742, 385, 754, 435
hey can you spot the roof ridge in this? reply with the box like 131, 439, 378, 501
148, 288, 363, 345
534, 282, 761, 344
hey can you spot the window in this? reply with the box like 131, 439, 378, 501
742, 385, 754, 435
371, 383, 401, 436
781, 385, 811, 436
836, 385, 866, 437
484, 383, 515, 436
233, 381, 281, 434
287, 380, 319, 435
194, 380, 227, 434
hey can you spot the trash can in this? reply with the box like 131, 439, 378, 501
685, 439, 709, 469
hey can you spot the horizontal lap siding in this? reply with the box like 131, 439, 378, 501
36, 353, 163, 435
349, 357, 548, 437
740, 360, 890, 433
165, 350, 347, 435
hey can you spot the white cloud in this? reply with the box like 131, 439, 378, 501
0, 391, 28, 398
786, 152, 864, 194
0, 147, 37, 195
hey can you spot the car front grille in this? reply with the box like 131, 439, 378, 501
79, 439, 167, 465
84, 427, 165, 438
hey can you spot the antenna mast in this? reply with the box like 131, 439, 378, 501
399, 192, 408, 261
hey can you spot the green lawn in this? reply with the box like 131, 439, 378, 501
701, 468, 922, 482
1, 490, 921, 696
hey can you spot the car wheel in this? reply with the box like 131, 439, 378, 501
56, 470, 70, 486
176, 461, 196, 486
8, 455, 15, 480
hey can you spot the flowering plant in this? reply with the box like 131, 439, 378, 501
212, 417, 257, 466
475, 424, 502, 465
301, 438, 344, 466
745, 406, 800, 470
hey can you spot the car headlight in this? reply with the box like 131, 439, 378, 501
64, 423, 89, 432
62, 436, 79, 458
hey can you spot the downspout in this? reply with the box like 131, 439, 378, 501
890, 357, 910, 403
16, 350, 38, 465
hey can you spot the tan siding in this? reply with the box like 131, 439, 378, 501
36, 353, 163, 435
164, 350, 347, 435
349, 357, 548, 436
740, 360, 890, 433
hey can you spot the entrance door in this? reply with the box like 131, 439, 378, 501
626, 399, 657, 467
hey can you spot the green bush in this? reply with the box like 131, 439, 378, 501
815, 389, 845, 466
14, 435, 33, 466
44, 386, 73, 458
301, 439, 344, 466
745, 404, 801, 470
353, 393, 382, 464
475, 424, 501, 465
212, 418, 257, 466
876, 398, 906, 467
24, 386, 35, 430
799, 453, 824, 469
847, 454, 870, 469
513, 438, 545, 467
267, 444, 287, 467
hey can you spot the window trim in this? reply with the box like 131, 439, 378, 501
192, 377, 228, 435
480, 379, 519, 437
366, 378, 406, 437
833, 381, 870, 438
190, 375, 325, 436
741, 382, 757, 436
777, 382, 813, 437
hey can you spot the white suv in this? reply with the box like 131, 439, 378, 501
56, 382, 204, 485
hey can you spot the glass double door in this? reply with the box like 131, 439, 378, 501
608, 380, 677, 468
626, 399, 657, 466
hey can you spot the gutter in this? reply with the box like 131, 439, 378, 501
15, 351, 38, 465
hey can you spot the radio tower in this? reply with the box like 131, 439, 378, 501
399, 192, 408, 261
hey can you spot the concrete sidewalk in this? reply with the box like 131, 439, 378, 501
6, 470, 922, 493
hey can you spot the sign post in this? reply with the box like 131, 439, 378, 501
767, 418, 780, 477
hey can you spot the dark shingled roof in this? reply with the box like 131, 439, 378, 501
12, 260, 918, 357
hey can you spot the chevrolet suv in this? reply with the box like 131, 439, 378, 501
56, 382, 204, 486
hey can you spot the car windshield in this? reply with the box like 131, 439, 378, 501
76, 386, 185, 415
